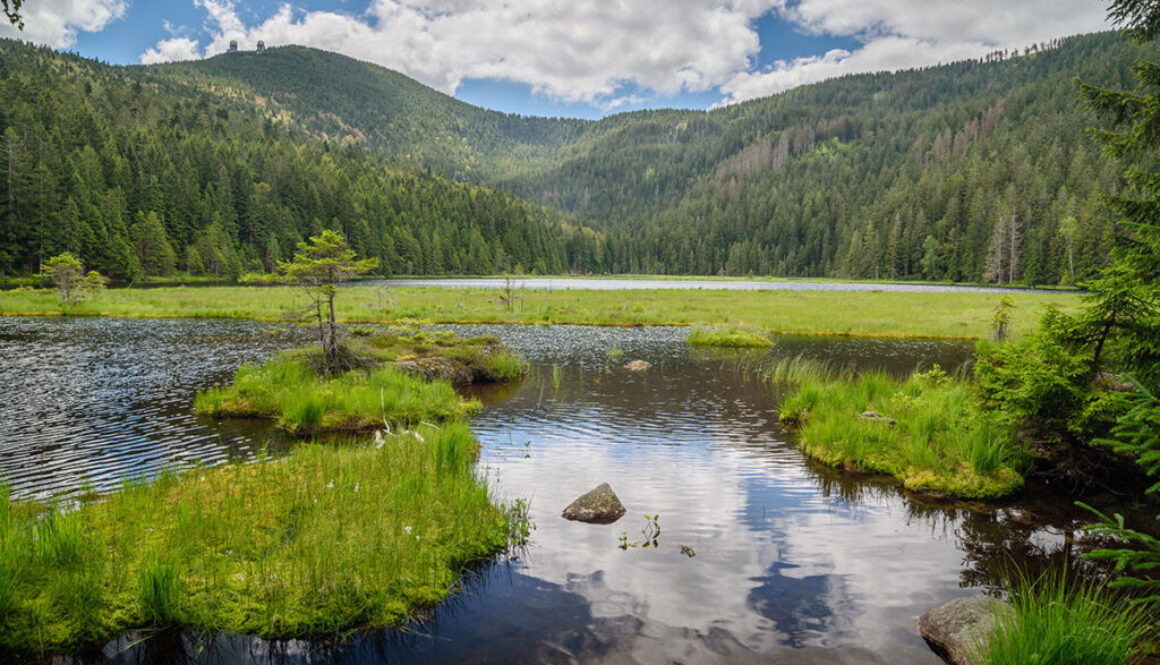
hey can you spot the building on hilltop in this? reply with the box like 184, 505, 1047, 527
228, 40, 238, 53
257, 40, 266, 52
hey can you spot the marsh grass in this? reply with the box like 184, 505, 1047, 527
0, 285, 1078, 340
978, 571, 1150, 665
195, 354, 478, 434
687, 326, 774, 348
777, 362, 1024, 498
0, 423, 512, 655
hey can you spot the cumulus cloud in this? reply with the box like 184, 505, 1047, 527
137, 0, 1114, 109
718, 37, 992, 106
0, 0, 126, 48
140, 37, 202, 64
141, 0, 777, 105
717, 0, 1113, 105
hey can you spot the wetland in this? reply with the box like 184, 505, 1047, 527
0, 316, 1146, 664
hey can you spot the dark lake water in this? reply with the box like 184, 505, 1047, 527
359, 277, 1069, 295
0, 317, 1122, 665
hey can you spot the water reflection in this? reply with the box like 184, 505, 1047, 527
0, 319, 1136, 665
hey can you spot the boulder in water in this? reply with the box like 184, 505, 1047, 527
623, 360, 652, 372
562, 483, 627, 524
918, 595, 1012, 665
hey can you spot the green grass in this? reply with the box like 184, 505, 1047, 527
979, 572, 1150, 665
0, 422, 514, 656
195, 353, 479, 434
0, 284, 1080, 339
687, 325, 774, 348
777, 365, 1024, 498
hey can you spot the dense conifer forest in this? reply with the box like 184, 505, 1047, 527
0, 41, 600, 279
1, 31, 1156, 281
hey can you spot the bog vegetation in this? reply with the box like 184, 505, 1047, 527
0, 422, 514, 655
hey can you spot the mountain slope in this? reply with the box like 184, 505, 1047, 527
139, 33, 1153, 283
0, 40, 602, 279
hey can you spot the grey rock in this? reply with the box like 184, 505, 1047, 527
562, 482, 627, 524
918, 595, 1012, 665
623, 360, 652, 372
859, 411, 897, 427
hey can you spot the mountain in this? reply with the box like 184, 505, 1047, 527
137, 32, 1155, 284
0, 40, 602, 280
2, 32, 1152, 283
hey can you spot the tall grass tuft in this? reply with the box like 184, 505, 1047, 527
777, 365, 1024, 498
979, 571, 1150, 665
138, 560, 182, 626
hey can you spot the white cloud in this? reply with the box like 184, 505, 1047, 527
718, 36, 993, 106
0, 0, 126, 48
715, 0, 1113, 105
140, 37, 202, 64
137, 0, 1114, 109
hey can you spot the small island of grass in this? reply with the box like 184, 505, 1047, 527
687, 326, 774, 348
775, 363, 1024, 499
196, 328, 526, 435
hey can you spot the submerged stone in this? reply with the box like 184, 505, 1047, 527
918, 595, 1012, 665
562, 482, 627, 524
623, 360, 652, 372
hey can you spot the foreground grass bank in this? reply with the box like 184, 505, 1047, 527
0, 284, 1078, 339
775, 363, 1024, 498
0, 422, 513, 656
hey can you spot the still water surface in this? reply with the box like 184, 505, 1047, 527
0, 318, 1105, 664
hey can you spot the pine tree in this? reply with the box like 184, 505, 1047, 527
279, 230, 378, 374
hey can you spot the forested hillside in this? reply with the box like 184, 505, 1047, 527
2, 32, 1152, 282
543, 34, 1147, 282
0, 41, 601, 280
138, 32, 1155, 284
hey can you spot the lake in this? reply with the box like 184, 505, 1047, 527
0, 317, 1118, 664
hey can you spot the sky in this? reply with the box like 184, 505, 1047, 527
0, 0, 1118, 119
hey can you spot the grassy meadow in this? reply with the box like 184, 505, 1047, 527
0, 283, 1079, 339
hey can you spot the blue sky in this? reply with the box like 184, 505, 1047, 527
3, 0, 1114, 119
